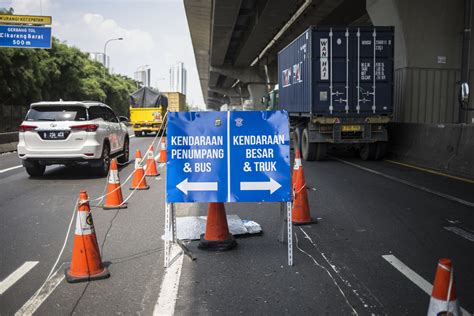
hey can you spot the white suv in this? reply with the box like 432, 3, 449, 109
17, 101, 130, 177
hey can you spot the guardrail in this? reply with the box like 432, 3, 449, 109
0, 104, 29, 133
388, 122, 474, 179
0, 132, 18, 153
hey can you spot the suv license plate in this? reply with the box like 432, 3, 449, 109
342, 125, 362, 132
40, 130, 69, 140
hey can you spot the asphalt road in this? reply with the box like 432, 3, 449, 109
0, 139, 473, 315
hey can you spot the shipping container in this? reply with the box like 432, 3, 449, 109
277, 26, 394, 161
162, 92, 186, 112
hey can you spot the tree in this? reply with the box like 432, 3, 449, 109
0, 36, 138, 115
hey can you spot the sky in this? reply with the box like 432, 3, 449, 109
2, 0, 205, 108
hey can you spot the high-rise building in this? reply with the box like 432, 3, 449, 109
134, 66, 151, 87
89, 52, 109, 69
169, 62, 187, 95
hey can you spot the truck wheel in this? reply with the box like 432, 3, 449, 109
293, 127, 303, 153
25, 161, 45, 177
315, 143, 327, 161
359, 143, 376, 160
374, 142, 388, 160
302, 128, 317, 161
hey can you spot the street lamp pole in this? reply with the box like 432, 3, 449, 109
103, 37, 123, 75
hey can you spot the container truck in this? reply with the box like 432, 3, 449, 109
278, 26, 394, 161
129, 87, 168, 136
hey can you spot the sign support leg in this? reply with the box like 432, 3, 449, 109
287, 201, 293, 266
164, 202, 172, 268
171, 203, 177, 243
278, 202, 286, 243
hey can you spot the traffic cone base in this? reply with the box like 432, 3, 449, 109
65, 191, 110, 283
198, 233, 237, 251
198, 203, 237, 251
130, 186, 149, 190
103, 203, 127, 210
292, 218, 318, 226
103, 159, 127, 210
65, 267, 109, 283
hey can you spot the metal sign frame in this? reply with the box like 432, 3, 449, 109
163, 201, 293, 267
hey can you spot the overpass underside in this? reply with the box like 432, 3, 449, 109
184, 0, 474, 178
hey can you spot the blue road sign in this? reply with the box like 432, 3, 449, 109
166, 110, 291, 203
0, 25, 52, 49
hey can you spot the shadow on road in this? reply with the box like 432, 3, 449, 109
27, 161, 133, 181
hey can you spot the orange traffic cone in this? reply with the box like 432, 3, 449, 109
103, 159, 127, 209
198, 202, 237, 251
427, 258, 462, 316
292, 150, 316, 225
145, 145, 159, 177
130, 150, 149, 190
65, 191, 110, 283
159, 138, 167, 163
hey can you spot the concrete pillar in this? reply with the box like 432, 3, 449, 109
229, 96, 243, 107
367, 0, 474, 124
246, 84, 268, 110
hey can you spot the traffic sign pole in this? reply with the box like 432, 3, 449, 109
278, 202, 286, 243
287, 202, 293, 266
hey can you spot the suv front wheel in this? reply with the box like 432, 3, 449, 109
94, 143, 110, 177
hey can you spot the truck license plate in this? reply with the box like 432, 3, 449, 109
342, 125, 362, 132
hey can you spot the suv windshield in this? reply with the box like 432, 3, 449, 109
25, 106, 87, 121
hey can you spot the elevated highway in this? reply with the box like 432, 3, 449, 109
184, 0, 474, 178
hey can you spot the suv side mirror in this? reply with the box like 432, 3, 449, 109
119, 116, 129, 123
460, 82, 470, 108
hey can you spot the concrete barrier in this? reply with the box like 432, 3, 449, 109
388, 123, 474, 179
0, 132, 18, 154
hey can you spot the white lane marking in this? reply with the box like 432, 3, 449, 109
444, 226, 474, 242
130, 135, 135, 138
382, 255, 432, 294
153, 248, 184, 316
0, 261, 39, 295
334, 158, 474, 208
15, 262, 66, 315
382, 255, 471, 316
299, 228, 384, 310
0, 165, 22, 174
294, 232, 358, 315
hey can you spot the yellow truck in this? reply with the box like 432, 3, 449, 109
129, 87, 168, 136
